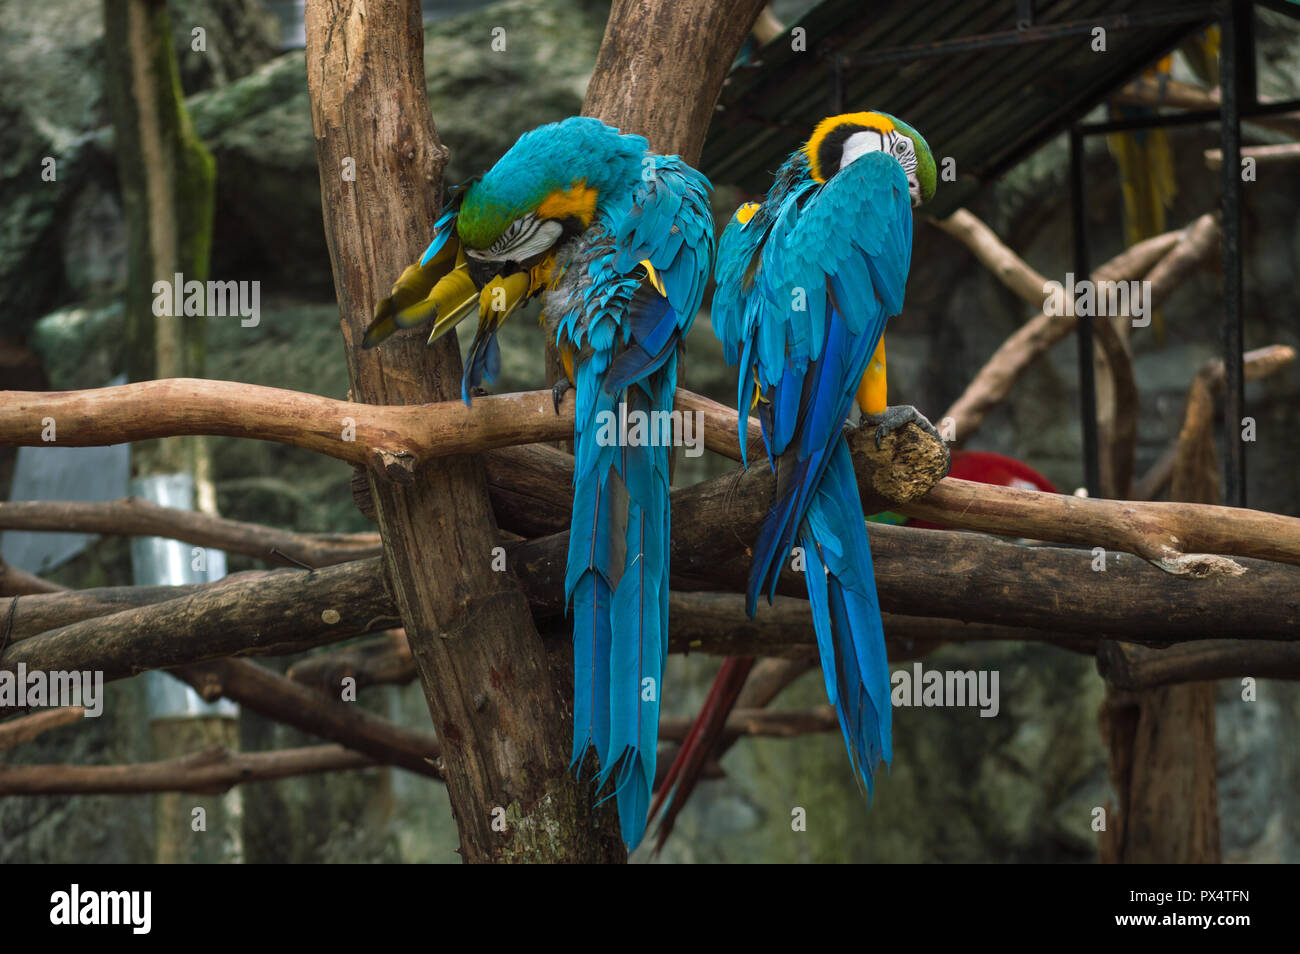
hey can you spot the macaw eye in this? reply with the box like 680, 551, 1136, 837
469, 214, 564, 262
893, 139, 911, 158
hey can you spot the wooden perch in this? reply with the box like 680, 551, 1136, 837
940, 214, 1219, 445
10, 521, 1299, 690
7, 409, 1298, 683
0, 706, 84, 751
34, 366, 1298, 580
902, 479, 1300, 577
171, 657, 441, 780
284, 602, 1089, 694
0, 559, 396, 684
515, 465, 1300, 641
476, 406, 1300, 578
0, 380, 762, 478
1098, 639, 1300, 691
0, 744, 380, 795
0, 498, 381, 568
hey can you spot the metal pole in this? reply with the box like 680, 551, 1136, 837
1070, 125, 1101, 498
1220, 1, 1246, 507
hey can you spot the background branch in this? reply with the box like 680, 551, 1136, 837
0, 498, 380, 568
0, 744, 379, 795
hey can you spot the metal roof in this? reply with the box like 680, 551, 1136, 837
703, 0, 1219, 215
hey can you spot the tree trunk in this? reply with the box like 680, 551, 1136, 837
303, 0, 622, 862
583, 0, 769, 164
103, 0, 233, 865
1099, 366, 1222, 864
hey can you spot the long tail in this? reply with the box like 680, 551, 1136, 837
799, 437, 892, 791
567, 362, 672, 850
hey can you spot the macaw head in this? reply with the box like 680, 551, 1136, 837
455, 117, 646, 289
360, 117, 650, 395
804, 111, 936, 207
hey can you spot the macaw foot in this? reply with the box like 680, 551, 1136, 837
551, 376, 571, 415
863, 404, 943, 450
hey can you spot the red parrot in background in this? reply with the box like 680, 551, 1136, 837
649, 450, 1058, 853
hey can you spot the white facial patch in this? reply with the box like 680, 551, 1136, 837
840, 129, 888, 168
468, 215, 563, 263
839, 128, 922, 205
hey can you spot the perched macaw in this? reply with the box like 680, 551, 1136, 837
652, 111, 937, 847
361, 116, 714, 850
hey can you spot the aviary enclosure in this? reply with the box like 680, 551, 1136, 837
0, 0, 1297, 880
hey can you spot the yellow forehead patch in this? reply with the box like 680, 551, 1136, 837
537, 182, 598, 226
805, 111, 895, 183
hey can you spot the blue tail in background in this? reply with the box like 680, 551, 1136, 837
800, 438, 892, 788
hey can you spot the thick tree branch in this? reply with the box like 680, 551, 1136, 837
7, 529, 1296, 689
901, 479, 1300, 577
582, 0, 767, 165
1098, 639, 1300, 690
0, 559, 396, 683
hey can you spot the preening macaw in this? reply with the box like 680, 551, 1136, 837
652, 111, 936, 848
361, 116, 715, 850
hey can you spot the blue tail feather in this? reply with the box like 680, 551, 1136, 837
799, 438, 892, 793
568, 369, 673, 851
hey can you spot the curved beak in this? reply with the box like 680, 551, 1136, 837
363, 242, 473, 349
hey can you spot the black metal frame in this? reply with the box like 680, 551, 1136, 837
823, 0, 1290, 505
1068, 0, 1264, 506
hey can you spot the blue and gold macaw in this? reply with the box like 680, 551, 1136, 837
679, 111, 936, 830
361, 116, 714, 850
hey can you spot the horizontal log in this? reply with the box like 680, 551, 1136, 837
481, 399, 1300, 579
8, 372, 1289, 581
6, 437, 1299, 684
0, 744, 382, 795
0, 559, 397, 684
1097, 639, 1300, 691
